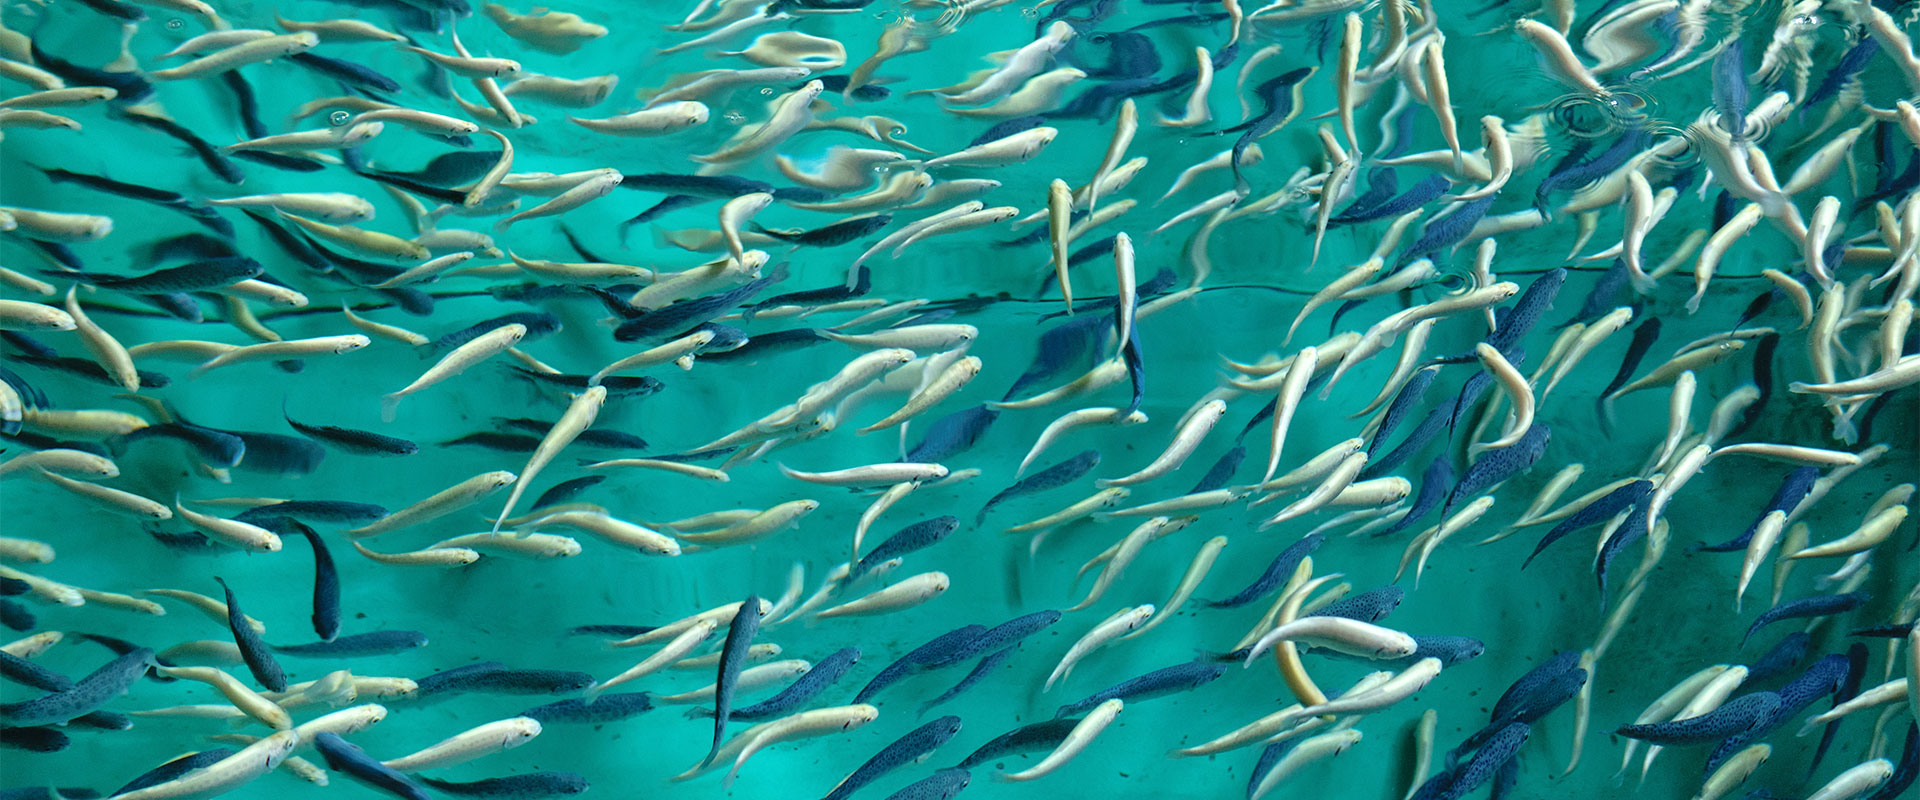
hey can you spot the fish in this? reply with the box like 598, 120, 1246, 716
1054, 661, 1226, 718
519, 692, 656, 725
693, 646, 860, 721
979, 450, 1100, 523
701, 593, 763, 767
1744, 592, 1871, 646
209, 577, 287, 692
272, 630, 428, 657
853, 516, 957, 580
1615, 691, 1783, 744
314, 732, 432, 800
417, 772, 592, 798
1201, 533, 1324, 608
853, 624, 987, 704
822, 715, 964, 800
0, 647, 153, 726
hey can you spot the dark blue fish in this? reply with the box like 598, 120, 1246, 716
1202, 533, 1324, 608
1712, 45, 1749, 140
695, 647, 861, 721
8, 354, 170, 390
1121, 335, 1146, 415
1748, 631, 1812, 683
1213, 67, 1315, 194
1615, 691, 1782, 744
286, 520, 340, 641
1367, 366, 1439, 457
1363, 407, 1452, 484
414, 662, 505, 694
620, 173, 772, 198
1187, 445, 1246, 494
1069, 30, 1160, 79
110, 748, 236, 796
61, 258, 262, 294
980, 450, 1101, 523
1598, 315, 1663, 408
906, 405, 999, 462
35, 166, 229, 235
520, 692, 654, 725
1373, 456, 1453, 539
702, 594, 763, 767
749, 270, 872, 319
1438, 423, 1550, 522
920, 645, 1016, 716
0, 651, 71, 692
273, 630, 428, 657
1525, 480, 1654, 567
854, 625, 988, 704
0, 726, 67, 752
532, 476, 607, 511
1329, 167, 1400, 221
614, 272, 782, 342
0, 647, 153, 726
1423, 722, 1528, 800
1567, 260, 1633, 328
73, 0, 145, 20
1744, 592, 1870, 646
284, 411, 421, 457
1727, 331, 1781, 439
954, 718, 1080, 769
442, 433, 542, 453
1853, 622, 1919, 638
1247, 738, 1297, 799
1806, 644, 1870, 778
1805, 38, 1881, 113
1330, 173, 1450, 227
1479, 268, 1566, 359
1386, 635, 1486, 668
698, 328, 828, 363
1308, 586, 1405, 623
31, 40, 152, 103
1450, 669, 1581, 769
314, 732, 431, 800
509, 368, 662, 398
823, 716, 964, 800
234, 149, 329, 174
427, 668, 593, 696
755, 216, 892, 248
967, 115, 1050, 148
1003, 314, 1107, 400
217, 70, 269, 139
1705, 654, 1851, 773
1396, 195, 1497, 267
118, 110, 240, 183
243, 210, 330, 272
1445, 367, 1503, 435
932, 610, 1063, 669
289, 52, 400, 92
1053, 661, 1226, 718
568, 625, 656, 638
235, 500, 387, 526
215, 577, 285, 692
855, 517, 959, 580
1535, 129, 1648, 214
881, 769, 970, 800
433, 312, 562, 351
1696, 467, 1818, 552
227, 429, 326, 476
417, 771, 590, 798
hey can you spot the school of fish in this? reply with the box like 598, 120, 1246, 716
0, 0, 1917, 799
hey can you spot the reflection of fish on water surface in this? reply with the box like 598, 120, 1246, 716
1, 1, 1917, 800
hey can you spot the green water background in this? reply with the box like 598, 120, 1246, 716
2, 0, 1917, 798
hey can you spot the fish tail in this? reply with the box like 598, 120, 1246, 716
380, 393, 402, 423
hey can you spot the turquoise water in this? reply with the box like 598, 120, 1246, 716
2, 1, 1918, 799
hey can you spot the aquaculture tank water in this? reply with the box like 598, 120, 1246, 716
0, 1, 1917, 799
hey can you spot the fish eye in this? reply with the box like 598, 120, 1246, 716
1792, 13, 1818, 26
